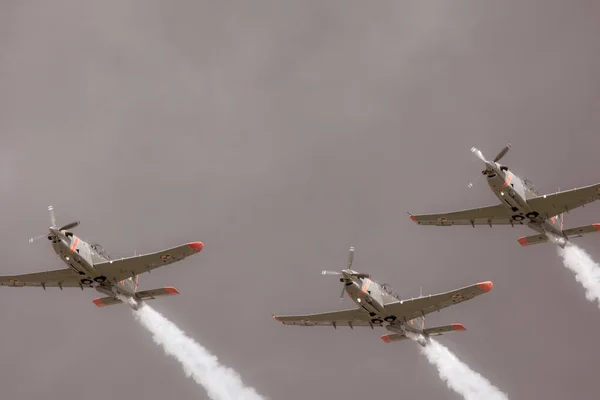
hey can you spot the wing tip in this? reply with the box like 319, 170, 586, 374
187, 241, 204, 253
477, 281, 493, 293
164, 286, 180, 295
381, 334, 393, 343
407, 213, 420, 225
93, 298, 107, 307
593, 224, 600, 231
272, 314, 283, 324
517, 237, 530, 246
451, 323, 467, 331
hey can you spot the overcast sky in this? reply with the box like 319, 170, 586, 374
1, 1, 600, 399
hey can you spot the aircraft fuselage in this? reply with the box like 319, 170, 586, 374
485, 162, 565, 240
344, 277, 425, 337
48, 231, 138, 300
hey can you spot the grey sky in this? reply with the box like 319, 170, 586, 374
1, 1, 599, 399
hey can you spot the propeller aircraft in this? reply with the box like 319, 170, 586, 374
272, 247, 493, 347
408, 144, 600, 248
0, 206, 204, 310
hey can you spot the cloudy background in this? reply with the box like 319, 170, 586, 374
1, 1, 599, 399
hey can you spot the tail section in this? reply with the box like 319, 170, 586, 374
135, 286, 180, 299
93, 297, 123, 307
517, 223, 600, 247
380, 324, 466, 345
423, 323, 466, 336
381, 333, 410, 343
121, 274, 139, 292
407, 315, 425, 330
547, 211, 565, 231
563, 224, 600, 240
93, 286, 179, 308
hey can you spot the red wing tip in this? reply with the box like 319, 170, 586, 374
408, 215, 420, 224
164, 287, 180, 295
477, 281, 493, 293
517, 237, 530, 246
93, 298, 106, 307
593, 224, 600, 231
451, 323, 467, 331
272, 315, 282, 323
381, 334, 392, 343
187, 242, 204, 253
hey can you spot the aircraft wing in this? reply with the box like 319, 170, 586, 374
0, 268, 86, 288
273, 308, 380, 327
93, 242, 203, 283
527, 182, 600, 218
408, 204, 518, 226
383, 281, 493, 322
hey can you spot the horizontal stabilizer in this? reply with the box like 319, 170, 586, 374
381, 333, 410, 343
423, 323, 466, 336
92, 287, 179, 308
563, 224, 600, 239
135, 286, 180, 300
93, 296, 123, 307
517, 224, 600, 247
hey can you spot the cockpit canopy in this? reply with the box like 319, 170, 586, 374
380, 283, 402, 300
523, 178, 540, 195
90, 243, 112, 260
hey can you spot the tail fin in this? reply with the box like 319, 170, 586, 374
121, 275, 140, 293
407, 315, 425, 330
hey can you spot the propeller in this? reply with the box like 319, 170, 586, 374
48, 205, 56, 227
468, 143, 511, 188
321, 247, 371, 301
493, 143, 511, 163
28, 205, 81, 243
58, 221, 80, 231
347, 246, 354, 269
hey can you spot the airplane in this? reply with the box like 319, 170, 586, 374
272, 247, 493, 347
407, 144, 600, 248
0, 206, 204, 310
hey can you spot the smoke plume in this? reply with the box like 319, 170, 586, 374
407, 333, 509, 400
556, 243, 600, 307
132, 303, 266, 400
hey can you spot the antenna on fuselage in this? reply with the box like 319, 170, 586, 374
419, 286, 423, 297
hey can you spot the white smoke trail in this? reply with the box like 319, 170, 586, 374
407, 333, 509, 400
131, 302, 266, 400
556, 243, 600, 307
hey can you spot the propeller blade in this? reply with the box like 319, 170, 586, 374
58, 221, 80, 231
48, 205, 56, 227
347, 246, 355, 269
468, 173, 482, 188
28, 233, 47, 243
470, 147, 487, 163
339, 285, 346, 301
322, 270, 342, 276
493, 143, 511, 163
